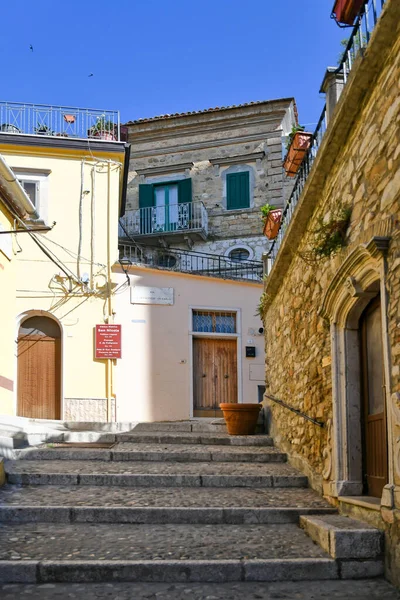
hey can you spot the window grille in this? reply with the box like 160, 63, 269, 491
192, 310, 236, 334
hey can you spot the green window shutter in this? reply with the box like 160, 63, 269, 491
226, 172, 250, 210
138, 184, 154, 234
178, 178, 192, 204
139, 184, 154, 209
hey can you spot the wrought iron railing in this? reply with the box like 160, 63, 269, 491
119, 201, 208, 238
265, 394, 324, 428
266, 0, 386, 273
119, 243, 263, 281
0, 101, 120, 141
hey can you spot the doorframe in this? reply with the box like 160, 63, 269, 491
320, 237, 395, 507
188, 306, 242, 418
15, 310, 64, 420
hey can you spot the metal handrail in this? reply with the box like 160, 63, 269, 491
265, 393, 324, 428
266, 0, 386, 273
119, 201, 208, 238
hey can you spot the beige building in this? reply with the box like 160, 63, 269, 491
120, 99, 297, 262
0, 104, 127, 422
262, 0, 400, 585
113, 264, 265, 422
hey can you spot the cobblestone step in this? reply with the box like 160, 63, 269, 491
5, 460, 306, 488
0, 522, 384, 583
15, 443, 286, 463
114, 432, 274, 446
0, 485, 334, 524
1, 579, 398, 599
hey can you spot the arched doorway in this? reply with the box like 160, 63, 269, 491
360, 296, 388, 497
17, 315, 61, 419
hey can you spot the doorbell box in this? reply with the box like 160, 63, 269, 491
245, 346, 256, 358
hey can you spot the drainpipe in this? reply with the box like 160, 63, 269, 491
106, 161, 113, 422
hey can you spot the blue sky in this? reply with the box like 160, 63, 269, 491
2, 0, 344, 129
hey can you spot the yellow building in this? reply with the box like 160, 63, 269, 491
0, 103, 128, 421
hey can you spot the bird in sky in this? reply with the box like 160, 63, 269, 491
29, 44, 33, 52
88, 73, 94, 77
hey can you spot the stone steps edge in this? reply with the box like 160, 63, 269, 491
0, 506, 337, 525
0, 557, 384, 584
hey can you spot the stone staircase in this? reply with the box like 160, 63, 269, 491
0, 420, 386, 586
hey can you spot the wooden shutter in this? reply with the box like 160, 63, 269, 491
178, 178, 192, 204
227, 172, 250, 210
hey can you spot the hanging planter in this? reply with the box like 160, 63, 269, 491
283, 129, 313, 178
220, 403, 261, 436
332, 0, 365, 26
263, 208, 282, 240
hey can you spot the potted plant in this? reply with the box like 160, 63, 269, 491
332, 0, 365, 26
219, 403, 261, 435
283, 125, 313, 178
260, 203, 282, 240
88, 118, 116, 141
34, 123, 55, 136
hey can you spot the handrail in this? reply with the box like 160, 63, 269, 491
264, 393, 324, 428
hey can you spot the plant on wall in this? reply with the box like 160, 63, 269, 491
298, 205, 352, 264
285, 124, 305, 151
256, 289, 272, 319
260, 203, 276, 222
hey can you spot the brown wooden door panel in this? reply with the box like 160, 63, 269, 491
214, 339, 237, 405
18, 334, 61, 420
193, 338, 237, 416
360, 298, 388, 498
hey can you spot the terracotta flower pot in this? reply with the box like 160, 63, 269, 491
220, 403, 261, 435
283, 132, 312, 178
263, 209, 282, 240
332, 0, 365, 25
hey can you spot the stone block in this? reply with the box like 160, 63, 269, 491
339, 559, 384, 579
0, 507, 71, 523
0, 561, 38, 583
244, 558, 338, 581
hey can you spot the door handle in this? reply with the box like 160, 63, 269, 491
202, 373, 206, 377
224, 374, 229, 379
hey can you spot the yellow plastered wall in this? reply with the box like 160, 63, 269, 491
0, 206, 16, 415
0, 144, 123, 411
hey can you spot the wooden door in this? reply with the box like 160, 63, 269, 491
360, 297, 388, 497
17, 317, 61, 420
193, 338, 237, 417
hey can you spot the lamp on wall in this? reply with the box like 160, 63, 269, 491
119, 256, 132, 285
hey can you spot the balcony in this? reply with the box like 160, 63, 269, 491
0, 101, 121, 141
119, 201, 208, 244
119, 244, 263, 282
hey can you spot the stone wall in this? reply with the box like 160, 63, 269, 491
124, 101, 296, 257
263, 0, 400, 585
64, 398, 116, 422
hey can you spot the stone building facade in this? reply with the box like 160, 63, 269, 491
262, 0, 400, 585
121, 99, 296, 262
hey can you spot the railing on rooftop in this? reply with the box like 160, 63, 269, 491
0, 101, 121, 141
119, 243, 263, 282
266, 0, 386, 273
119, 201, 208, 238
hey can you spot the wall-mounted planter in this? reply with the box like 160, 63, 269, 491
263, 209, 282, 240
220, 403, 261, 435
332, 0, 365, 25
283, 132, 312, 178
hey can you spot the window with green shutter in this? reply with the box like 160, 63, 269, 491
226, 172, 250, 210
138, 179, 192, 234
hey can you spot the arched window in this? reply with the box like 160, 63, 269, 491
229, 248, 250, 262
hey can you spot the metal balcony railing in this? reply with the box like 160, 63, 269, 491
119, 201, 208, 238
266, 0, 386, 274
119, 244, 263, 282
0, 101, 121, 141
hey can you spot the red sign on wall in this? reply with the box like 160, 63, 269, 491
95, 325, 122, 359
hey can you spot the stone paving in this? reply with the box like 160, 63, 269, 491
0, 523, 328, 561
1, 579, 399, 599
0, 485, 331, 508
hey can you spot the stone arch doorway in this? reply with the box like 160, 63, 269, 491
359, 295, 388, 497
17, 315, 61, 420
320, 236, 393, 502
